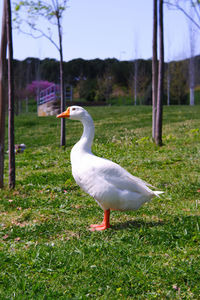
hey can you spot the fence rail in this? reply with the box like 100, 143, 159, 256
38, 84, 72, 106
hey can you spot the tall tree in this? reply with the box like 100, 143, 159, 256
7, 0, 15, 188
167, 62, 170, 106
166, 35, 171, 106
132, 34, 139, 105
134, 59, 138, 105
164, 0, 200, 105
155, 0, 164, 146
0, 0, 7, 188
14, 0, 68, 146
188, 9, 196, 105
152, 0, 158, 140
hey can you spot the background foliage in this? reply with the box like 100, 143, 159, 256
13, 56, 200, 105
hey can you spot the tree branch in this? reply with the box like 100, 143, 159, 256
13, 0, 69, 52
164, 0, 200, 30
52, 0, 58, 11
191, 0, 200, 22
17, 22, 60, 51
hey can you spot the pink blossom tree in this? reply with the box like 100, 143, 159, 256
26, 80, 55, 99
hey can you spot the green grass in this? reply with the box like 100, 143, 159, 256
0, 105, 200, 299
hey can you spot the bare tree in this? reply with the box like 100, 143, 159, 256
0, 0, 7, 188
134, 60, 138, 106
130, 58, 138, 106
188, 9, 196, 105
166, 34, 171, 106
165, 0, 200, 106
167, 62, 170, 106
14, 0, 69, 146
132, 34, 139, 106
155, 0, 164, 146
7, 0, 15, 188
152, 0, 158, 140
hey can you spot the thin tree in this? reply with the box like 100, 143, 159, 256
167, 62, 170, 106
132, 33, 139, 106
7, 0, 15, 188
152, 0, 158, 140
134, 59, 138, 105
188, 9, 195, 105
0, 0, 7, 188
166, 34, 171, 106
165, 0, 200, 106
155, 0, 164, 146
14, 0, 68, 146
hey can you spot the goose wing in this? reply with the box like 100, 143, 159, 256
78, 155, 154, 195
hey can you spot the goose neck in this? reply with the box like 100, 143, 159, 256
79, 115, 94, 151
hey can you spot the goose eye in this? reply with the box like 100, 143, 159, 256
72, 108, 76, 111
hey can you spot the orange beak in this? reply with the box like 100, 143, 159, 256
57, 107, 70, 118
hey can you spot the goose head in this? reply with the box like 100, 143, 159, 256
57, 106, 88, 121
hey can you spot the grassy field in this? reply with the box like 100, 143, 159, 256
0, 105, 200, 299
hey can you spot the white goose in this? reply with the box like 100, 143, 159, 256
57, 106, 163, 231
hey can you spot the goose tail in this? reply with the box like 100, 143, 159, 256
154, 191, 164, 198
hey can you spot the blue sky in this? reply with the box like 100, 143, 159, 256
0, 0, 198, 62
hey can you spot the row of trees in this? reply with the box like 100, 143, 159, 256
13, 55, 200, 105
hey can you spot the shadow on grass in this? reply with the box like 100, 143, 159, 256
112, 219, 165, 230
111, 215, 199, 249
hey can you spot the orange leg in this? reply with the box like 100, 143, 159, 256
90, 209, 110, 231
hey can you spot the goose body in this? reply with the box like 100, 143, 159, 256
57, 106, 163, 230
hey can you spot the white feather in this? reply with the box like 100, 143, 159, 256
68, 106, 163, 212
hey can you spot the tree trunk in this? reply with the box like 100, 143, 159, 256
152, 0, 158, 140
155, 0, 164, 146
189, 7, 195, 106
60, 52, 65, 146
0, 0, 7, 188
56, 12, 66, 147
189, 55, 195, 106
6, 0, 15, 188
190, 87, 195, 106
134, 59, 138, 105
167, 62, 170, 106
